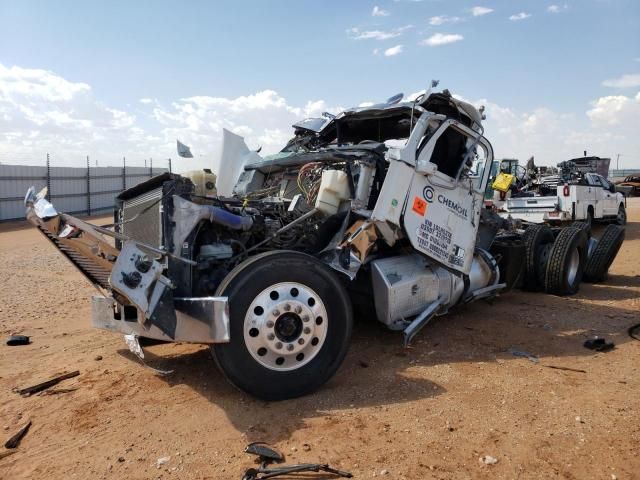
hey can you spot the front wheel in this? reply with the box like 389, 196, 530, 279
212, 251, 353, 400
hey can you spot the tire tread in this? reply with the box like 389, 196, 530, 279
583, 224, 625, 283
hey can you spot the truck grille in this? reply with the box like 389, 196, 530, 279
120, 187, 163, 248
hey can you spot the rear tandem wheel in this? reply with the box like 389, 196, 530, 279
544, 226, 588, 296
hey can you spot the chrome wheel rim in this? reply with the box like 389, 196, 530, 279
244, 282, 328, 371
567, 249, 580, 285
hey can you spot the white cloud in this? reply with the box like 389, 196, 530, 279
602, 73, 640, 89
384, 45, 404, 57
372, 6, 390, 17
547, 4, 568, 13
139, 98, 154, 104
471, 6, 493, 17
429, 15, 462, 26
509, 12, 531, 21
0, 63, 344, 168
347, 25, 412, 40
460, 93, 640, 168
587, 92, 640, 126
3, 62, 638, 170
0, 63, 139, 163
420, 33, 464, 47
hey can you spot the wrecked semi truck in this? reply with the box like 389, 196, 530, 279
24, 87, 625, 400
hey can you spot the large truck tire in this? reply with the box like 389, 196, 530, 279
544, 226, 588, 296
522, 224, 555, 291
212, 251, 353, 400
583, 225, 625, 283
572, 221, 591, 237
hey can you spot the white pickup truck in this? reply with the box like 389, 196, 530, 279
499, 172, 627, 225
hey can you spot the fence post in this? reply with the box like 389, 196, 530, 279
122, 156, 126, 191
86, 155, 91, 216
46, 153, 51, 200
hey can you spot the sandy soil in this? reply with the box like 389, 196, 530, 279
0, 201, 639, 480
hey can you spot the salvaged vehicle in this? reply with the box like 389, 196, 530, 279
616, 175, 640, 197
493, 158, 627, 226
24, 85, 625, 400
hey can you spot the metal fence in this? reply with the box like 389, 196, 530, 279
0, 160, 168, 221
609, 169, 640, 179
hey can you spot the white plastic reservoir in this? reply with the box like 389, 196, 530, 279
315, 170, 350, 215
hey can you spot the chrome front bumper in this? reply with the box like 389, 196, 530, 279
91, 295, 230, 343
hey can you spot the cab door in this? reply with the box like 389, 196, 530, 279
585, 173, 604, 218
401, 120, 493, 275
598, 176, 618, 216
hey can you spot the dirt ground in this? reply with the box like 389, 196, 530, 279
1, 200, 639, 480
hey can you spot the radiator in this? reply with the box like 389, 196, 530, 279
120, 187, 163, 248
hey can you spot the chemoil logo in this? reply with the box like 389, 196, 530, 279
423, 186, 435, 203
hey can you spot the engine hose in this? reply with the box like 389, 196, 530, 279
206, 206, 253, 231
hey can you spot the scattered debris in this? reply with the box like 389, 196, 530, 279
575, 416, 584, 423
242, 442, 352, 479
14, 371, 79, 397
584, 337, 615, 352
480, 455, 498, 465
508, 348, 539, 363
543, 365, 587, 373
124, 334, 144, 360
4, 420, 31, 449
245, 442, 284, 463
156, 456, 170, 468
94, 355, 103, 361
124, 334, 174, 376
302, 443, 311, 452
6, 335, 30, 346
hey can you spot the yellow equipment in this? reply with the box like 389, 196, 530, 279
492, 172, 514, 193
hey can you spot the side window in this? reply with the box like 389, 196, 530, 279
469, 144, 489, 191
430, 127, 469, 178
594, 176, 606, 188
587, 174, 601, 187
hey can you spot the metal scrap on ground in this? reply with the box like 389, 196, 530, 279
14, 371, 80, 397
4, 420, 32, 449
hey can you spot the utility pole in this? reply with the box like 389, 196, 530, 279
168, 157, 172, 173
616, 153, 622, 173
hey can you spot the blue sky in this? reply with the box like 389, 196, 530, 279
1, 0, 639, 170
